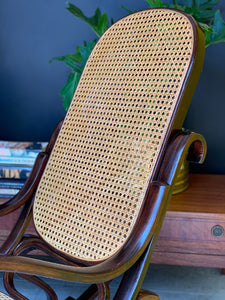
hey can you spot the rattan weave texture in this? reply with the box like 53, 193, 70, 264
34, 9, 195, 262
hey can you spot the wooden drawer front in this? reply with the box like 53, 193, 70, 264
158, 217, 225, 242
154, 216, 225, 256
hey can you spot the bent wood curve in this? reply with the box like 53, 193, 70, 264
0, 132, 206, 284
0, 182, 170, 283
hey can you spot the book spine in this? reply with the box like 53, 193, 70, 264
0, 141, 47, 156
0, 156, 36, 166
0, 188, 20, 198
0, 166, 32, 180
0, 180, 25, 189
0, 149, 40, 157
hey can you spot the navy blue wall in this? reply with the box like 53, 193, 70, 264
0, 1, 225, 173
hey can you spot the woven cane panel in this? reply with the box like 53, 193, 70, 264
34, 9, 194, 262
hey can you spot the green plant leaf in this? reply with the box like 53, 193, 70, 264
66, 2, 109, 37
97, 13, 109, 36
66, 2, 99, 27
49, 44, 83, 69
195, 0, 220, 10
204, 30, 213, 47
52, 0, 225, 110
66, 53, 82, 63
49, 55, 82, 72
196, 9, 217, 22
110, 17, 114, 26
198, 22, 214, 33
60, 72, 81, 110
182, 6, 197, 16
210, 10, 225, 45
57, 40, 96, 109
199, 22, 214, 46
120, 5, 134, 14
79, 40, 96, 68
145, 0, 166, 8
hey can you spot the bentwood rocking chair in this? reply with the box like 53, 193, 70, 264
0, 8, 206, 300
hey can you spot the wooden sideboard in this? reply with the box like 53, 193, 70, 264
152, 174, 225, 268
1, 174, 225, 268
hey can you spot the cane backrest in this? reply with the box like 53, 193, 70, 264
33, 9, 203, 263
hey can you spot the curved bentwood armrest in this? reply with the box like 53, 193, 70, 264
156, 130, 207, 186
0, 119, 64, 216
0, 130, 206, 284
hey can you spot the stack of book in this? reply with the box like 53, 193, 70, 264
0, 141, 47, 198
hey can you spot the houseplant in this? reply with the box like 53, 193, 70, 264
50, 0, 225, 110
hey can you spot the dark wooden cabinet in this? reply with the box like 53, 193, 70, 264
1, 174, 225, 268
152, 174, 225, 268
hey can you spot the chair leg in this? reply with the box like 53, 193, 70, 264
76, 282, 110, 300
137, 289, 160, 300
4, 272, 28, 300
19, 273, 58, 300
4, 271, 58, 300
113, 236, 156, 300
97, 283, 110, 300
76, 284, 98, 300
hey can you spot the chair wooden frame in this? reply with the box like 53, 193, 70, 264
0, 127, 206, 300
0, 8, 206, 300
